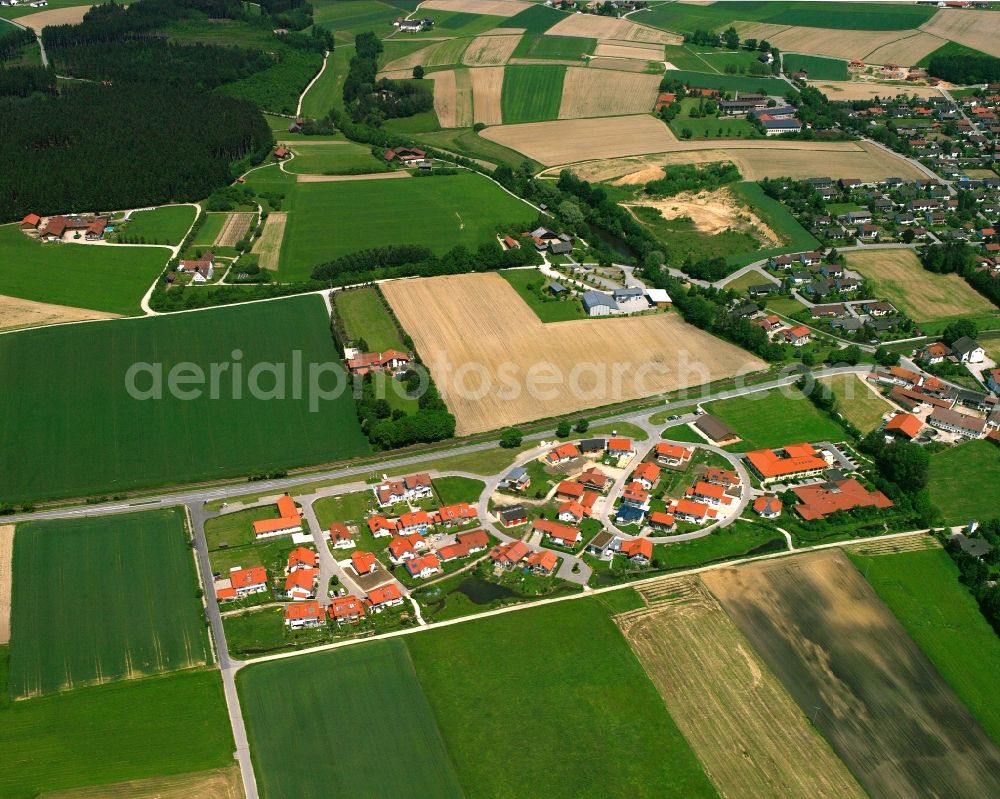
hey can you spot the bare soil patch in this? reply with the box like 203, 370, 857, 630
0, 295, 119, 332
809, 79, 943, 101
624, 187, 781, 246
546, 14, 680, 44
251, 212, 286, 271
482, 114, 677, 165
558, 66, 659, 118
921, 9, 1000, 58
18, 5, 90, 32
295, 171, 411, 182
39, 766, 244, 799
429, 69, 462, 128
612, 164, 665, 185
382, 272, 764, 434
421, 0, 529, 15
462, 34, 521, 66
863, 32, 947, 66
470, 66, 504, 124
703, 550, 1000, 799
214, 212, 254, 247
593, 41, 664, 61
0, 525, 13, 645
618, 581, 866, 799
736, 22, 940, 63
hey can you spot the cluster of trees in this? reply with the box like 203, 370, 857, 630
859, 431, 936, 525
943, 518, 1000, 634
0, 84, 270, 221
149, 280, 310, 312
643, 162, 741, 197
684, 28, 778, 71
928, 54, 1000, 85
921, 241, 1000, 309
0, 25, 34, 60
343, 33, 431, 124
0, 65, 56, 98
357, 375, 456, 450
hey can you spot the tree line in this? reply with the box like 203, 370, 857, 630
343, 32, 432, 124
928, 54, 1000, 85
921, 241, 1000, 309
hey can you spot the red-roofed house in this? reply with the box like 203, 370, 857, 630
649, 511, 676, 532
793, 479, 892, 520
668, 498, 717, 524
620, 537, 652, 565
437, 528, 489, 562
703, 467, 740, 490
621, 482, 650, 507
490, 540, 530, 569
781, 326, 812, 347
885, 413, 922, 440
546, 443, 581, 464
285, 600, 324, 629
753, 495, 783, 519
526, 549, 558, 575
579, 467, 611, 492
398, 509, 433, 534
330, 523, 356, 549
558, 501, 586, 524
215, 565, 268, 602
405, 553, 442, 579
685, 481, 734, 507
328, 595, 366, 625
388, 533, 427, 564
368, 515, 401, 537
745, 444, 830, 484
532, 518, 581, 547
252, 495, 302, 539
284, 568, 319, 600
654, 443, 694, 468
631, 461, 661, 489
20, 213, 41, 230
351, 550, 380, 575
433, 503, 478, 527
286, 547, 318, 572
346, 349, 410, 376
365, 583, 405, 611
373, 473, 431, 506
178, 251, 215, 283
556, 480, 585, 501
607, 438, 634, 457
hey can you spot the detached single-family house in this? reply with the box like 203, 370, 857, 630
434, 503, 478, 527
916, 342, 951, 365
501, 466, 531, 492
286, 547, 318, 573
365, 583, 405, 611
351, 550, 380, 576
178, 251, 215, 283
546, 443, 581, 464
668, 498, 716, 525
607, 438, 634, 458
648, 511, 676, 533
781, 325, 812, 347
368, 515, 401, 538
398, 510, 433, 535
685, 481, 734, 507
579, 467, 611, 492
533, 519, 581, 548
497, 504, 528, 528
329, 523, 355, 549
388, 533, 426, 564
753, 495, 783, 519
328, 595, 366, 625
526, 549, 558, 576
654, 443, 694, 468
284, 568, 319, 600
373, 473, 431, 506
951, 336, 986, 364
215, 565, 268, 602
489, 540, 530, 569
619, 537, 652, 565
405, 553, 441, 579
347, 349, 411, 377
631, 461, 661, 490
284, 600, 324, 630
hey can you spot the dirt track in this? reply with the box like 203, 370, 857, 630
39, 765, 244, 799
0, 525, 13, 645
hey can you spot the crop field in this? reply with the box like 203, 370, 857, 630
116, 205, 196, 246
557, 67, 658, 119
469, 65, 504, 123
0, 296, 370, 503
929, 440, 1000, 526
40, 765, 243, 799
483, 113, 678, 165
249, 212, 286, 270
501, 63, 565, 123
513, 32, 595, 60
782, 53, 847, 81
619, 581, 865, 799
808, 79, 943, 101
238, 639, 463, 798
285, 142, 386, 174
0, 294, 118, 333
334, 286, 404, 351
413, 126, 536, 170
8, 509, 208, 698
0, 526, 10, 645
276, 172, 535, 279
844, 248, 996, 324
403, 10, 506, 39
421, 0, 528, 16
406, 593, 717, 798
0, 657, 233, 799
461, 33, 521, 65
849, 547, 1000, 746
920, 9, 1000, 59
594, 40, 663, 61
546, 12, 679, 44
383, 273, 764, 434
213, 211, 255, 247
311, 0, 415, 41
704, 387, 843, 452
704, 550, 1000, 799
0, 224, 168, 316
504, 2, 564, 33
818, 373, 893, 432
733, 22, 942, 64
191, 212, 226, 246
429, 68, 471, 128
14, 4, 89, 30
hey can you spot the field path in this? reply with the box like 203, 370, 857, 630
0, 525, 13, 644
295, 171, 412, 183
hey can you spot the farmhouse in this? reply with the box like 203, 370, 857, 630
753, 495, 782, 519
365, 583, 405, 611
351, 550, 380, 576
694, 414, 739, 445
434, 503, 478, 526
405, 553, 442, 579
546, 443, 581, 464
951, 336, 986, 364
533, 518, 582, 547
20, 213, 41, 230
346, 349, 411, 376
654, 442, 694, 468
744, 443, 832, 484
792, 478, 892, 521
374, 472, 432, 506
284, 568, 319, 600
489, 540, 530, 569
252, 495, 303, 539
928, 407, 988, 438
619, 537, 652, 565
526, 549, 558, 576
215, 565, 268, 601
884, 413, 923, 440
328, 595, 366, 625
177, 251, 215, 283
284, 600, 324, 630
329, 523, 355, 549
384, 145, 427, 163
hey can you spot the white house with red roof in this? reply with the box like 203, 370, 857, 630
489, 540, 530, 569
365, 583, 406, 611
532, 519, 581, 547
654, 443, 694, 468
284, 600, 324, 629
526, 549, 558, 575
437, 529, 490, 562
373, 473, 432, 507
648, 511, 676, 533
753, 495, 783, 519
405, 553, 442, 579
215, 565, 268, 602
388, 533, 427, 564
345, 349, 410, 376
286, 547, 318, 573
607, 437, 634, 458
631, 462, 661, 490
329, 523, 356, 549
433, 503, 478, 527
284, 568, 319, 600
667, 498, 717, 525
620, 537, 653, 565
399, 509, 433, 535
546, 443, 581, 464
328, 595, 366, 625
368, 515, 401, 537
685, 481, 735, 507
351, 550, 380, 575
252, 495, 302, 539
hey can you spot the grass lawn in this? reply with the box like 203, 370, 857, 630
782, 53, 848, 81
819, 373, 893, 432
382, 109, 441, 134
0, 295, 370, 503
8, 509, 209, 699
505, 3, 566, 33
313, 490, 379, 528
286, 142, 387, 175
629, 205, 761, 264
670, 115, 760, 140
223, 605, 330, 658
205, 505, 285, 551
433, 475, 485, 504
660, 423, 707, 444
207, 536, 297, 578
766, 294, 809, 317
250, 171, 536, 281
654, 519, 785, 569
406, 10, 505, 38
301, 45, 351, 116
705, 388, 844, 451
0, 654, 233, 799
849, 548, 1000, 747
589, 420, 650, 441
114, 205, 196, 245
333, 285, 405, 350
727, 181, 820, 267
724, 269, 773, 294
192, 212, 228, 247
501, 64, 566, 123
312, 0, 411, 41
238, 639, 463, 798
0, 223, 168, 315
929, 440, 1000, 526
658, 69, 787, 96
405, 594, 718, 798
512, 33, 595, 60
411, 126, 541, 170
499, 267, 587, 322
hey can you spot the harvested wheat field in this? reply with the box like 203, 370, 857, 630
0, 525, 13, 645
251, 212, 287, 270
736, 22, 940, 64
625, 188, 780, 246
546, 13, 680, 44
40, 766, 244, 799
809, 79, 943, 101
470, 66, 504, 124
703, 550, 1000, 799
617, 580, 866, 799
558, 67, 659, 118
429, 69, 473, 128
18, 5, 90, 32
421, 0, 529, 15
380, 42, 437, 74
862, 32, 948, 66
482, 114, 677, 165
921, 9, 1000, 58
593, 41, 665, 61
0, 295, 119, 332
462, 34, 521, 66
588, 56, 659, 72
845, 248, 996, 323
383, 273, 764, 434
214, 212, 255, 247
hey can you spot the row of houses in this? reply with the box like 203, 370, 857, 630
284, 583, 408, 630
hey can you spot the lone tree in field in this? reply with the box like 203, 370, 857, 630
499, 427, 524, 448
556, 420, 571, 438
413, 65, 424, 79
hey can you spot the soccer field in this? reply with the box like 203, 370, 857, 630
238, 639, 463, 798
0, 295, 370, 502
8, 508, 209, 698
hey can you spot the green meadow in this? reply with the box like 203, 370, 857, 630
501, 64, 566, 123
333, 286, 405, 350
0, 223, 168, 315
8, 508, 209, 699
929, 440, 1000, 526
782, 53, 848, 81
285, 142, 387, 174
512, 33, 595, 60
704, 388, 844, 451
114, 205, 196, 245
0, 295, 370, 502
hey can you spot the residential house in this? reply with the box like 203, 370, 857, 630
351, 550, 380, 576
533, 518, 581, 548
951, 336, 986, 364
489, 540, 530, 569
437, 528, 489, 562
619, 537, 653, 565
654, 443, 694, 468
497, 504, 528, 528
252, 495, 302, 539
20, 213, 41, 230
329, 523, 355, 549
383, 145, 427, 163
579, 438, 606, 455
793, 479, 893, 520
915, 341, 949, 365
284, 600, 324, 630
615, 504, 646, 526
667, 498, 716, 525
368, 515, 401, 538
781, 325, 812, 347
703, 467, 740, 490
215, 565, 268, 602
578, 466, 611, 492
284, 568, 318, 600
753, 314, 783, 333
388, 533, 426, 564
434, 503, 478, 527
178, 251, 215, 283
346, 349, 410, 376
685, 481, 734, 507
365, 583, 405, 612
621, 482, 650, 508
648, 512, 676, 533
398, 510, 433, 535
373, 473, 431, 506
555, 480, 585, 501
607, 438, 634, 458
987, 368, 1000, 395
546, 443, 581, 464
558, 501, 586, 524
286, 547, 318, 573
862, 301, 894, 316
631, 461, 661, 490
526, 549, 558, 576
928, 407, 987, 438
586, 530, 617, 557
405, 553, 441, 579
753, 495, 782, 519
501, 466, 531, 492
328, 595, 366, 625
744, 443, 831, 484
